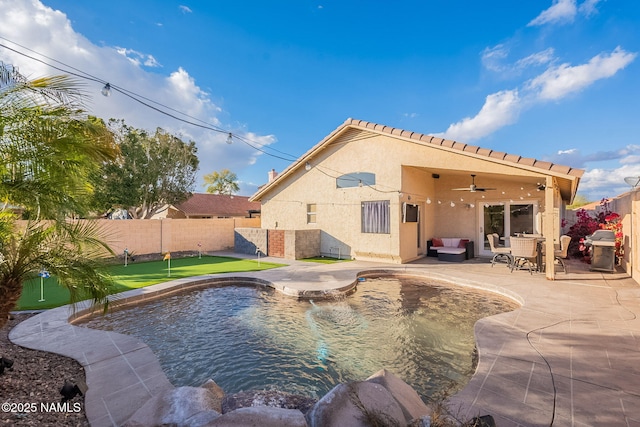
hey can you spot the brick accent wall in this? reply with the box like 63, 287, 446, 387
267, 229, 285, 258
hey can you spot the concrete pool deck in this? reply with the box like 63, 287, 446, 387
9, 252, 640, 426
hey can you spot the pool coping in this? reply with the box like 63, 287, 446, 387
9, 255, 640, 426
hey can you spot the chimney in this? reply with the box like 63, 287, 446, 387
268, 169, 278, 182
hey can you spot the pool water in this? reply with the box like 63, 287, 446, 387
82, 276, 517, 399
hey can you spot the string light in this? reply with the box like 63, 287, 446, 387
0, 37, 299, 162
101, 83, 111, 97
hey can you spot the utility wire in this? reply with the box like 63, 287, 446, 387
0, 37, 299, 162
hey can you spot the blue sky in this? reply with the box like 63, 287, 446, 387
1, 0, 639, 201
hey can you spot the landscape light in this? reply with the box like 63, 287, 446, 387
101, 83, 111, 97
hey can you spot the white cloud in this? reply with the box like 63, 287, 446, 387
528, 0, 604, 27
179, 5, 192, 13
526, 47, 636, 101
528, 0, 577, 27
0, 0, 274, 189
558, 148, 577, 155
481, 44, 509, 72
515, 48, 555, 69
115, 47, 161, 68
482, 45, 555, 75
578, 163, 640, 199
621, 155, 640, 165
578, 0, 603, 17
436, 90, 520, 141
547, 145, 640, 168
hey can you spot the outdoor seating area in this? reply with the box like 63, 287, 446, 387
486, 233, 572, 274
427, 238, 474, 262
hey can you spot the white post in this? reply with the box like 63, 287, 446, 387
39, 276, 45, 302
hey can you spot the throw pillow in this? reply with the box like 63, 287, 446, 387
458, 239, 470, 248
432, 238, 443, 247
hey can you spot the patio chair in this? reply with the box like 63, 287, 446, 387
487, 233, 512, 267
554, 235, 571, 273
509, 236, 538, 274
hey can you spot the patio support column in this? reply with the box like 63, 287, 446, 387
544, 176, 555, 280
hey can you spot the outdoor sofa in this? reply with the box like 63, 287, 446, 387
427, 238, 475, 262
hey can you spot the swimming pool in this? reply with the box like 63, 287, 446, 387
81, 275, 517, 399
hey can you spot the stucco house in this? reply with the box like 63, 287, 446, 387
249, 118, 584, 278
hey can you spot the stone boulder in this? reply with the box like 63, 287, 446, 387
305, 381, 406, 427
222, 389, 316, 414
124, 386, 220, 427
207, 406, 307, 427
201, 379, 225, 413
365, 369, 430, 422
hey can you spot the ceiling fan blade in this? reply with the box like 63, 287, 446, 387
478, 187, 497, 191
451, 188, 471, 191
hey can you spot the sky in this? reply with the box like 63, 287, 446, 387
1, 0, 639, 201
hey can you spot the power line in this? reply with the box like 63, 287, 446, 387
0, 37, 299, 162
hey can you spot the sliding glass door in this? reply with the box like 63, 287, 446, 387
479, 201, 538, 256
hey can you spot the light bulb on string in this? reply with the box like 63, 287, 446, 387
226, 133, 233, 144
101, 83, 111, 97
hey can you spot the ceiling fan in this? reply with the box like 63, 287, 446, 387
452, 174, 496, 192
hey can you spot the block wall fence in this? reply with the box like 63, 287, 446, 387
16, 218, 261, 257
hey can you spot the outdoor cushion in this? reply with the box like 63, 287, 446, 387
432, 238, 443, 247
437, 247, 466, 255
457, 239, 470, 248
441, 238, 458, 247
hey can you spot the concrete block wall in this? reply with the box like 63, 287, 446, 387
234, 228, 268, 256
17, 218, 261, 257
286, 229, 321, 259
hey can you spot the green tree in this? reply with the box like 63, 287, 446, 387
0, 63, 118, 328
203, 169, 240, 195
90, 120, 199, 218
567, 194, 591, 210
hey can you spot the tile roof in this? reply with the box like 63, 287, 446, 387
250, 118, 584, 203
174, 193, 260, 217
342, 118, 584, 177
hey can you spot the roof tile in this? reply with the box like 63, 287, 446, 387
175, 193, 260, 217
550, 164, 571, 174
532, 160, 553, 170
463, 144, 480, 154
441, 139, 455, 148
518, 157, 537, 166
489, 151, 507, 160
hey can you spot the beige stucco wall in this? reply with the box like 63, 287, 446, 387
259, 129, 563, 263
16, 218, 261, 257
609, 190, 640, 280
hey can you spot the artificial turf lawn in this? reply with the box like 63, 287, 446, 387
17, 255, 286, 310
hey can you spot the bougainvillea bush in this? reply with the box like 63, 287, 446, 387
566, 199, 623, 263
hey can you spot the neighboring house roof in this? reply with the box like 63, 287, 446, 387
174, 193, 260, 217
250, 118, 584, 203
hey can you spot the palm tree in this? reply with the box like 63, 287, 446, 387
0, 63, 119, 328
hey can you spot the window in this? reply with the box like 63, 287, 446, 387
307, 204, 317, 224
361, 200, 390, 234
337, 172, 376, 188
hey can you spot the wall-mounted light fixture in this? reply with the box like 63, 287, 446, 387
305, 162, 311, 171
